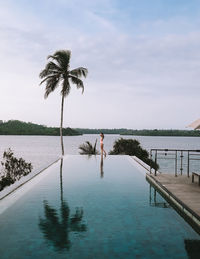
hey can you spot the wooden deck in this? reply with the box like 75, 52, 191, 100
146, 173, 200, 230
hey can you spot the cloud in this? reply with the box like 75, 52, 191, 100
0, 0, 200, 128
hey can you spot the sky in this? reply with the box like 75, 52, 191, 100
0, 0, 200, 129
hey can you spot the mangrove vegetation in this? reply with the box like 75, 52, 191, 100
109, 138, 159, 170
0, 148, 32, 191
75, 128, 200, 137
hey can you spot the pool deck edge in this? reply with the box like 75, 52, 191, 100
132, 156, 200, 232
146, 174, 200, 230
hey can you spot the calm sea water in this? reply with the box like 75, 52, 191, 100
0, 134, 200, 176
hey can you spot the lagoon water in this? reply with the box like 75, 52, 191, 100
0, 134, 200, 176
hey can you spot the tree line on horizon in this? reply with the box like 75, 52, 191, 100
0, 121, 199, 137
75, 128, 200, 137
0, 120, 81, 136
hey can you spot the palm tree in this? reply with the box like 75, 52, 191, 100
79, 139, 99, 155
39, 50, 88, 156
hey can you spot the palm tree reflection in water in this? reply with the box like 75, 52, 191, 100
38, 159, 87, 251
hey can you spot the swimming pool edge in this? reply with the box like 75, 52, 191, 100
0, 157, 61, 201
131, 156, 200, 233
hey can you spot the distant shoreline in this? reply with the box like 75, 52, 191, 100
0, 121, 199, 137
75, 128, 200, 137
0, 134, 199, 138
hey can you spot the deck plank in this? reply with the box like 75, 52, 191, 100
147, 173, 200, 218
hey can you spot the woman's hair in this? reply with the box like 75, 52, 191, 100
100, 132, 104, 139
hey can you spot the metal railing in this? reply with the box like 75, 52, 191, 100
150, 149, 200, 177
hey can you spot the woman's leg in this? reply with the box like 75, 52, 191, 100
103, 145, 106, 156
101, 143, 103, 155
101, 143, 106, 156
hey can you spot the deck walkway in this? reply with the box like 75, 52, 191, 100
146, 173, 200, 230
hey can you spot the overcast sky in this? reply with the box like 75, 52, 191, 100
1, 0, 200, 129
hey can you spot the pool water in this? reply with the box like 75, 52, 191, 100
0, 155, 199, 258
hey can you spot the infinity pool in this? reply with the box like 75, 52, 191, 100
0, 155, 199, 258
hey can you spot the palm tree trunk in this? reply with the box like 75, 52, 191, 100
60, 94, 65, 156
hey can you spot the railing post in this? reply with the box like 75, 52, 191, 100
175, 150, 177, 177
187, 151, 190, 177
150, 150, 152, 174
154, 150, 157, 176
147, 148, 198, 179
180, 151, 183, 175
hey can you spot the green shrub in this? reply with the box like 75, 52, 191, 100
0, 148, 33, 191
109, 138, 159, 170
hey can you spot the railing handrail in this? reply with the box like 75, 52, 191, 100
150, 148, 200, 152
150, 148, 200, 177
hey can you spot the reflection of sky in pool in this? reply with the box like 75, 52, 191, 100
0, 155, 199, 258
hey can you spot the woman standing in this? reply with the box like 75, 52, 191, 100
100, 132, 106, 157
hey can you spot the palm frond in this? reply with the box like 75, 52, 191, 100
48, 50, 71, 71
86, 141, 93, 150
93, 139, 97, 154
78, 144, 89, 154
44, 76, 60, 99
39, 61, 62, 79
70, 67, 88, 78
39, 75, 58, 85
79, 140, 99, 155
69, 75, 84, 93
